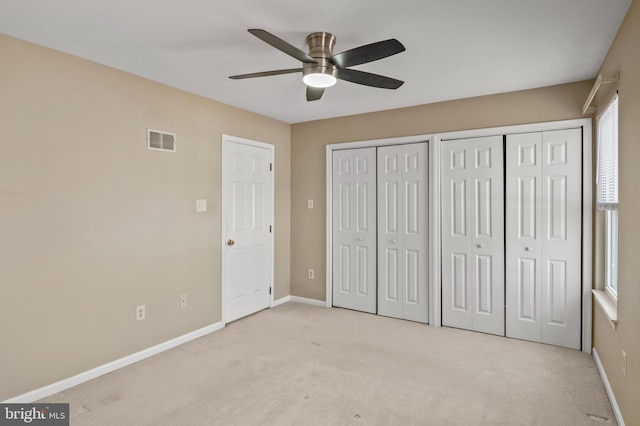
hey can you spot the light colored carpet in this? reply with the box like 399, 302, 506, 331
41, 302, 615, 425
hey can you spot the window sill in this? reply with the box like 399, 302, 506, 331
592, 290, 618, 330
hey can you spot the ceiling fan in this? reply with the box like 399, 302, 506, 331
229, 29, 406, 101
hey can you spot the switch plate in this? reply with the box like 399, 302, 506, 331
136, 305, 146, 321
307, 199, 314, 209
180, 294, 187, 308
196, 199, 207, 212
308, 268, 315, 279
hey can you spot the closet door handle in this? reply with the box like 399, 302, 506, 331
356, 237, 364, 241
476, 243, 484, 249
525, 246, 533, 251
390, 239, 397, 244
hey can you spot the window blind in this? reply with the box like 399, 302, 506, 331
597, 95, 618, 210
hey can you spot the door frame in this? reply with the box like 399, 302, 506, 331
325, 135, 439, 325
325, 118, 592, 353
221, 134, 275, 325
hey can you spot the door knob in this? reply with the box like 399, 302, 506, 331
357, 237, 364, 241
525, 246, 532, 251
227, 239, 235, 246
476, 244, 484, 249
390, 239, 397, 244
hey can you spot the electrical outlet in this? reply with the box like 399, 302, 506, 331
307, 199, 314, 209
136, 305, 146, 321
196, 199, 207, 212
622, 351, 627, 376
180, 294, 187, 308
308, 268, 315, 280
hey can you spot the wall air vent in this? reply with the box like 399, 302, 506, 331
147, 129, 176, 152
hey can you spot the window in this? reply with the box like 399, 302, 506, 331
597, 95, 618, 298
604, 210, 618, 297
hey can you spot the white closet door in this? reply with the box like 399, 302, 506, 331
505, 132, 542, 342
378, 143, 428, 323
332, 148, 377, 313
506, 129, 582, 349
441, 136, 504, 335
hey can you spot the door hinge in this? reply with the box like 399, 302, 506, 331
269, 225, 272, 233
269, 163, 273, 172
269, 287, 272, 295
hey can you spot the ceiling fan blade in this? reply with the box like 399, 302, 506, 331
306, 86, 325, 101
337, 68, 404, 89
229, 68, 302, 79
248, 29, 318, 64
329, 39, 405, 68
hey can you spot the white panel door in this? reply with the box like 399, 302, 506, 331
224, 140, 273, 323
505, 132, 541, 342
378, 143, 428, 323
506, 129, 582, 349
441, 136, 504, 335
332, 148, 377, 313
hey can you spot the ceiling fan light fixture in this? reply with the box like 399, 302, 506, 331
303, 60, 338, 88
303, 72, 337, 88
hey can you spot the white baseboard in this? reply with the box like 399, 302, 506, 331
4, 322, 224, 403
290, 295, 326, 307
593, 347, 625, 426
271, 295, 291, 307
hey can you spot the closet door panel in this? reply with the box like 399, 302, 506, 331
506, 129, 582, 349
540, 129, 582, 349
442, 136, 504, 335
506, 132, 543, 342
332, 148, 377, 313
333, 150, 355, 309
401, 143, 429, 323
442, 140, 473, 329
378, 143, 428, 323
471, 140, 505, 335
378, 148, 403, 319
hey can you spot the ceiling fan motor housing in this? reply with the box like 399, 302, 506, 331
303, 32, 338, 81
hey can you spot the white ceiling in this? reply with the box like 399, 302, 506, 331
0, 0, 631, 123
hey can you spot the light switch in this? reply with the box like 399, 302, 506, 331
196, 199, 207, 212
307, 199, 314, 209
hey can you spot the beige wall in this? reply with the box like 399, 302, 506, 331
591, 1, 640, 423
0, 34, 291, 400
290, 81, 592, 301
